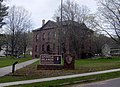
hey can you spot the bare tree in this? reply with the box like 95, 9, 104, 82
96, 0, 120, 44
5, 6, 32, 57
53, 0, 93, 58
53, 0, 90, 23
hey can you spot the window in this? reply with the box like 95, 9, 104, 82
48, 32, 50, 40
81, 44, 84, 49
53, 43, 55, 50
36, 34, 39, 42
35, 45, 37, 52
42, 45, 44, 51
53, 31, 56, 39
35, 55, 37, 58
35, 45, 39, 52
47, 45, 50, 53
88, 35, 91, 38
42, 33, 45, 40
55, 32, 56, 38
63, 30, 66, 34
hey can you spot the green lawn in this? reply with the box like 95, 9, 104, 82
0, 56, 32, 68
9, 71, 120, 87
1, 56, 120, 86
76, 57, 120, 71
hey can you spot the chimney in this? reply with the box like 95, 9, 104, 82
56, 17, 60, 23
42, 19, 45, 26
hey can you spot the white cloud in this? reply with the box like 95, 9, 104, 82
7, 0, 97, 29
76, 0, 97, 13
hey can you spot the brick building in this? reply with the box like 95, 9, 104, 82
32, 20, 94, 58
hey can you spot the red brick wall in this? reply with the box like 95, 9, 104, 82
32, 22, 94, 59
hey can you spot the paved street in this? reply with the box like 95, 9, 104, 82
68, 78, 120, 87
0, 59, 39, 77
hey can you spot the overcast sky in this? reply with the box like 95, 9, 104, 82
7, 0, 98, 29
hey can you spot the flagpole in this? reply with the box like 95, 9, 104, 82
60, 0, 63, 55
61, 0, 63, 25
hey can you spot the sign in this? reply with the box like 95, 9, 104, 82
65, 55, 73, 64
37, 53, 75, 70
40, 54, 62, 65
64, 53, 75, 70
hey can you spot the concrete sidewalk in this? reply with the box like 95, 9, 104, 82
1, 68, 120, 87
0, 59, 39, 77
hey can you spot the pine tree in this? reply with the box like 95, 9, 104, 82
0, 0, 8, 28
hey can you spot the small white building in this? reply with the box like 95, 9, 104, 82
102, 44, 111, 57
110, 48, 120, 56
0, 45, 6, 56
102, 44, 120, 56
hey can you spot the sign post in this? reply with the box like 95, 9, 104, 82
12, 61, 18, 74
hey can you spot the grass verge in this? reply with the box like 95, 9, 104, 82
1, 57, 120, 86
1, 57, 120, 83
0, 55, 32, 68
8, 71, 120, 87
